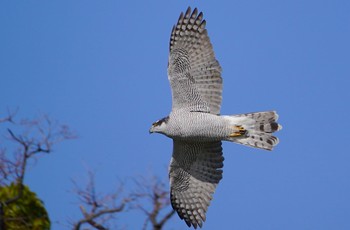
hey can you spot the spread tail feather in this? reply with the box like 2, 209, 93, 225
225, 111, 282, 151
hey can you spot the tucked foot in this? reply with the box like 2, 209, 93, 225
229, 125, 247, 137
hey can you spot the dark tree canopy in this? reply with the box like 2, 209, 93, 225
0, 183, 50, 230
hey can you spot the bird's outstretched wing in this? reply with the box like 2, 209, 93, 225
169, 140, 224, 228
168, 7, 222, 115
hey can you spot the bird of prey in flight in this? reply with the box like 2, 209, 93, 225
150, 7, 282, 228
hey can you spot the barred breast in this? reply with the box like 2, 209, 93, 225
167, 111, 230, 141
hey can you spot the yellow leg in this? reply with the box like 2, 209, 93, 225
229, 125, 247, 137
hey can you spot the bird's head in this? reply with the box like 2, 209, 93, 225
149, 116, 169, 134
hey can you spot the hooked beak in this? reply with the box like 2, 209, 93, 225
149, 125, 154, 134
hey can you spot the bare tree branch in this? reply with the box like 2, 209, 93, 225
0, 108, 17, 124
1, 115, 75, 187
0, 111, 75, 229
132, 175, 175, 230
72, 172, 175, 230
72, 171, 132, 230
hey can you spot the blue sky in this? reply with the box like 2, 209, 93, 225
1, 0, 350, 229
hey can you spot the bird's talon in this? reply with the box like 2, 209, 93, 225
229, 132, 242, 137
229, 125, 247, 137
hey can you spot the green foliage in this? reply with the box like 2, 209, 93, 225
0, 183, 50, 230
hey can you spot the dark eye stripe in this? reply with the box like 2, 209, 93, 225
154, 116, 169, 126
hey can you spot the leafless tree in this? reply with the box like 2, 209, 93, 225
132, 175, 176, 230
0, 110, 75, 229
72, 172, 176, 230
71, 170, 134, 230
